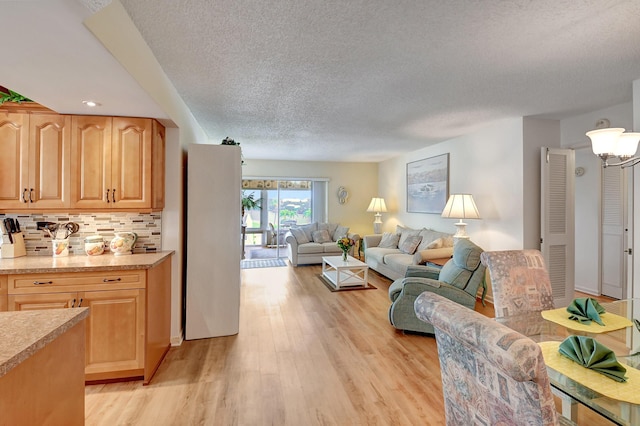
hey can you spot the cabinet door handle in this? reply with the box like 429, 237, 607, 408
71, 298, 76, 308
22, 188, 28, 203
112, 188, 116, 203
77, 298, 83, 307
106, 189, 110, 202
29, 188, 34, 203
103, 278, 122, 283
33, 280, 53, 285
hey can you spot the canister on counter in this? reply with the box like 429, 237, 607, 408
84, 235, 104, 256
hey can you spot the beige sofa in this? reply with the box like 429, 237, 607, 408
363, 226, 454, 280
285, 222, 360, 266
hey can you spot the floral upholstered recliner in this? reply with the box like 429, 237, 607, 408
414, 292, 564, 426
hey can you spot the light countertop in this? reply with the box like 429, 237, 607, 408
0, 251, 174, 274
0, 308, 89, 378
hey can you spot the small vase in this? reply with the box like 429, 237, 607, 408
342, 250, 348, 261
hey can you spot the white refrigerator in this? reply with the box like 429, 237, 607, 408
185, 144, 241, 339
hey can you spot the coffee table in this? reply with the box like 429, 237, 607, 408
322, 255, 369, 289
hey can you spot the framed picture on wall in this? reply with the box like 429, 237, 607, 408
406, 153, 449, 214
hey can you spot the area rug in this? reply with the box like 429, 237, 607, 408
241, 258, 287, 269
246, 248, 286, 259
318, 275, 377, 292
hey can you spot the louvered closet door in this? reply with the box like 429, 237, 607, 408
541, 148, 575, 307
602, 166, 628, 299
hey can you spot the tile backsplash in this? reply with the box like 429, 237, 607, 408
0, 212, 162, 256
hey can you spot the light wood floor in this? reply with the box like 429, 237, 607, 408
84, 265, 615, 425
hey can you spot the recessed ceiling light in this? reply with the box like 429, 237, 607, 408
82, 100, 100, 107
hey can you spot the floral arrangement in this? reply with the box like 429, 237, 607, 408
337, 237, 355, 252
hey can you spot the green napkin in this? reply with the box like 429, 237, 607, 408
558, 335, 627, 382
566, 297, 605, 325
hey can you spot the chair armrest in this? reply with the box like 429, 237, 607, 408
363, 234, 382, 250
405, 265, 441, 280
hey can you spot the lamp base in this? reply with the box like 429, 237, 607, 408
453, 221, 469, 239
373, 213, 382, 234
373, 222, 382, 234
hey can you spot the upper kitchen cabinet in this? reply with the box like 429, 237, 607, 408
0, 112, 71, 210
70, 116, 165, 211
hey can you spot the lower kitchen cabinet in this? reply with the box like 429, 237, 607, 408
83, 289, 145, 379
0, 275, 6, 311
9, 292, 77, 310
5, 256, 171, 384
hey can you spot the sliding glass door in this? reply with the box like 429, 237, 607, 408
243, 179, 319, 260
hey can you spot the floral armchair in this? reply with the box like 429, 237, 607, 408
414, 292, 562, 425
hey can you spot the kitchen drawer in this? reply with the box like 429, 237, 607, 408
8, 270, 146, 294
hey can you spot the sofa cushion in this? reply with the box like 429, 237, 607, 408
318, 223, 339, 237
299, 222, 318, 241
417, 229, 453, 251
322, 242, 343, 253
425, 237, 443, 249
397, 225, 421, 248
290, 227, 309, 244
298, 242, 324, 254
333, 225, 350, 241
378, 232, 400, 249
399, 235, 422, 254
384, 253, 415, 269
312, 229, 332, 243
366, 247, 399, 264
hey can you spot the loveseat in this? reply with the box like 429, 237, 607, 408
363, 226, 454, 280
285, 222, 360, 266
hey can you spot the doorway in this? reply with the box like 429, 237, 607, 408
574, 147, 630, 299
242, 179, 313, 260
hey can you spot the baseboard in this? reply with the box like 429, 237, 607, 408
170, 331, 184, 346
574, 286, 600, 296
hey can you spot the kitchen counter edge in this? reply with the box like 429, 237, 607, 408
0, 307, 90, 378
0, 251, 175, 274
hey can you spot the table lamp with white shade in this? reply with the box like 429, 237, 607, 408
367, 197, 387, 234
441, 194, 480, 239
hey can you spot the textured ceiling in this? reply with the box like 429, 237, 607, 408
5, 0, 640, 162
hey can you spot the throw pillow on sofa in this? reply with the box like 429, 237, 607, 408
378, 232, 400, 249
423, 237, 443, 249
318, 223, 339, 238
399, 235, 422, 254
290, 227, 309, 244
333, 225, 349, 241
312, 229, 332, 243
299, 222, 318, 241
397, 225, 422, 248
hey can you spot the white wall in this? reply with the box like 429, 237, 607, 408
378, 117, 526, 252
242, 160, 378, 237
523, 118, 561, 249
